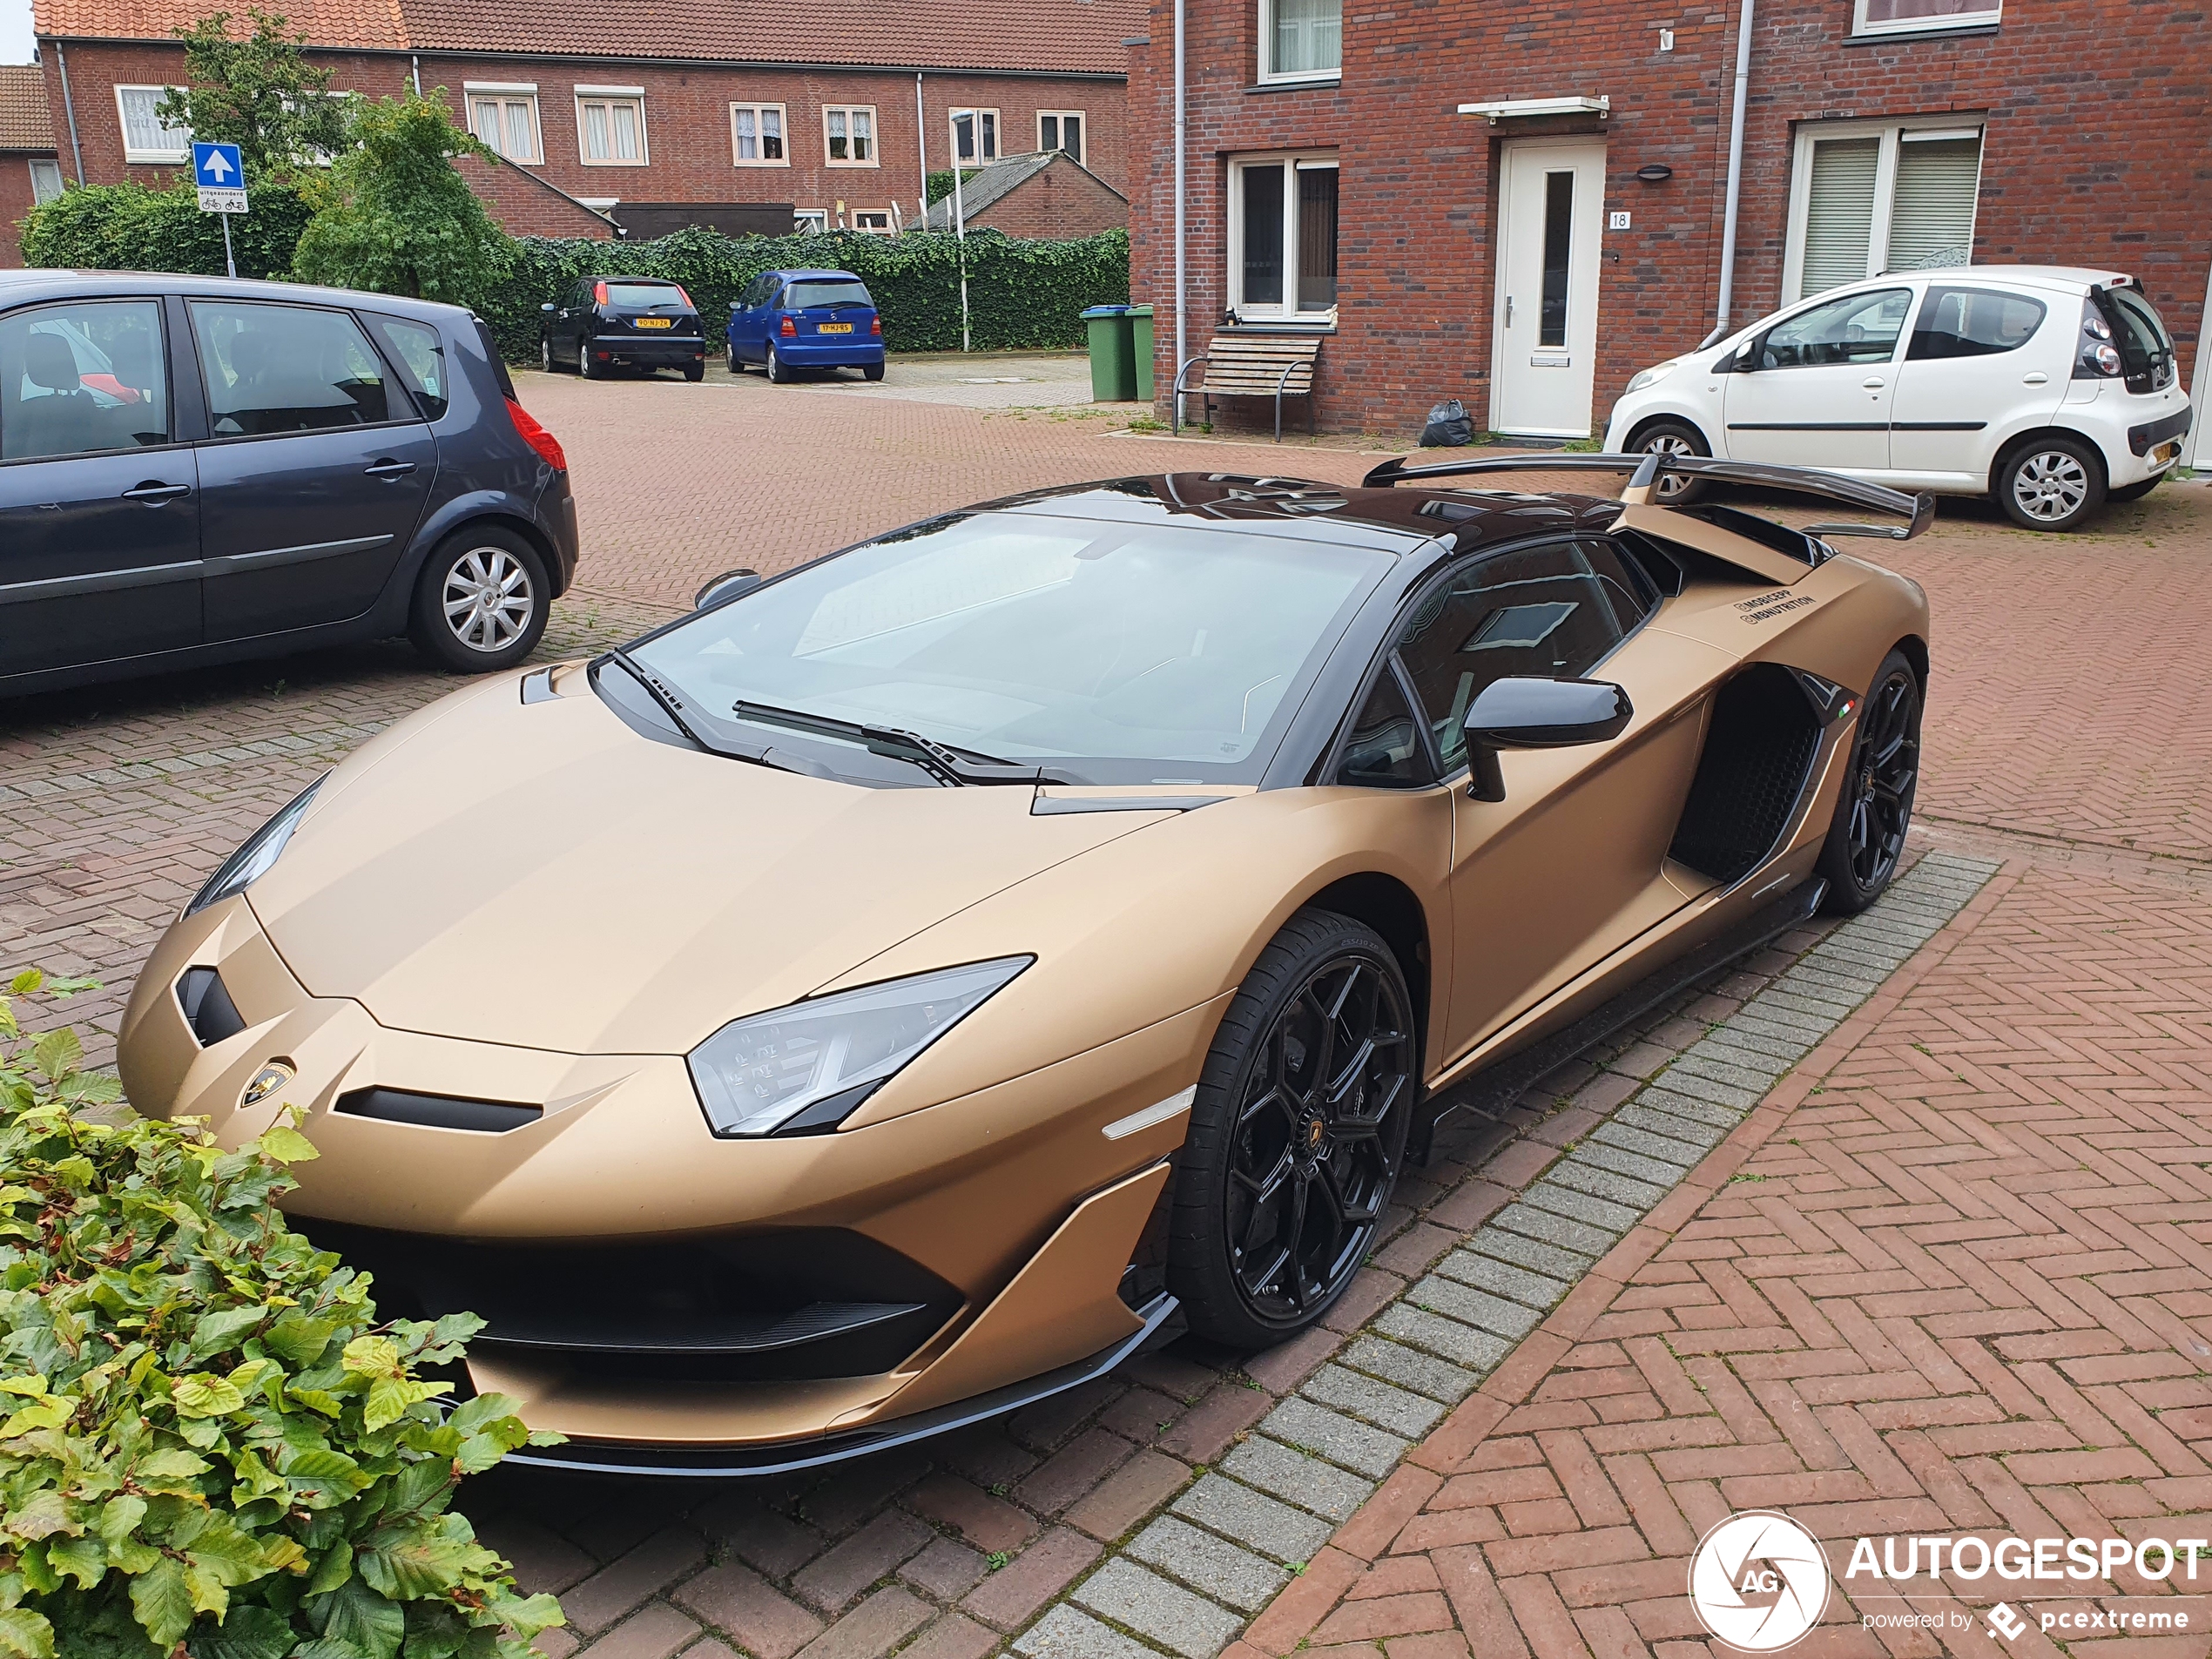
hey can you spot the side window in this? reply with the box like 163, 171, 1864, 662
1579, 538, 1656, 632
1907, 286, 2047, 360
1339, 664, 1433, 789
1755, 287, 1911, 369
189, 301, 395, 436
0, 299, 171, 462
1393, 543, 1631, 773
366, 316, 447, 420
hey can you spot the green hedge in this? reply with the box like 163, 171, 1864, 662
18, 177, 314, 282
482, 226, 1129, 360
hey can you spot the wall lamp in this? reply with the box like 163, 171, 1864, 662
1635, 164, 1674, 183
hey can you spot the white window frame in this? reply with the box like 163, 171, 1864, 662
794, 208, 829, 233
1258, 0, 1342, 84
575, 87, 649, 167
115, 84, 189, 163
1782, 114, 1985, 301
1852, 0, 2000, 36
1225, 151, 1339, 322
824, 105, 879, 167
853, 209, 894, 234
29, 157, 64, 205
1037, 110, 1085, 164
730, 100, 789, 167
466, 83, 543, 165
950, 108, 1000, 164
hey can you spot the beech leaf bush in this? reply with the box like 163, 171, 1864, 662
0, 969, 565, 1659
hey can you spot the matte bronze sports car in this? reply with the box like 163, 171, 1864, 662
118, 453, 1932, 1474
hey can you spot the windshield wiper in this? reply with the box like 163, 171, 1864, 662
598, 653, 821, 777
732, 699, 1075, 786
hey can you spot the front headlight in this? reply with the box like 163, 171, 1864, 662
185, 776, 327, 917
1625, 360, 1678, 395
689, 956, 1032, 1137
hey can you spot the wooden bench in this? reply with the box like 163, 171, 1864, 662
1173, 334, 1319, 441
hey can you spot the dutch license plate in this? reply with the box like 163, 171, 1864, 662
818, 322, 853, 334
635, 317, 672, 329
2152, 441, 2179, 466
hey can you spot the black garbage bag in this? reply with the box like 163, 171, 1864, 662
1420, 398, 1474, 448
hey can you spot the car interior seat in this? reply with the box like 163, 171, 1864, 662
12, 332, 112, 459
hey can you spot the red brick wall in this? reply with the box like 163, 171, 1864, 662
42, 43, 1127, 239
1129, 0, 2212, 436
974, 162, 1127, 238
1, 152, 55, 266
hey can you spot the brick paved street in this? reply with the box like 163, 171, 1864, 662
2, 362, 2209, 1658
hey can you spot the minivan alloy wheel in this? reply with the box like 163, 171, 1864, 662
442, 548, 535, 652
2010, 448, 2090, 523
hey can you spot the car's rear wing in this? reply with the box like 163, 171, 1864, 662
1361, 451, 1936, 543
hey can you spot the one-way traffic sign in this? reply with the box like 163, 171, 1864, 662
192, 141, 247, 213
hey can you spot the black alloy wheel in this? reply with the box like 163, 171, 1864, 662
1816, 648, 1921, 914
1171, 910, 1416, 1346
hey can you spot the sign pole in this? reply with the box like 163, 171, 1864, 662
948, 112, 971, 353
220, 211, 236, 279
192, 141, 248, 276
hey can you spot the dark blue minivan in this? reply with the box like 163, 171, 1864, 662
0, 271, 578, 697
725, 268, 885, 383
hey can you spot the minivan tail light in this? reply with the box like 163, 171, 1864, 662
594, 280, 610, 306
779, 316, 797, 337
506, 397, 567, 471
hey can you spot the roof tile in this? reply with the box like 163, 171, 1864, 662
0, 64, 54, 151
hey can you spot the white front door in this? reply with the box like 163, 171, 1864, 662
1492, 138, 1606, 438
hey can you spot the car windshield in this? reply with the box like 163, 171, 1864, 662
785, 280, 873, 310
606, 283, 685, 309
630, 510, 1393, 785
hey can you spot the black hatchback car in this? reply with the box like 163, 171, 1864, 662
539, 276, 706, 381
0, 271, 578, 698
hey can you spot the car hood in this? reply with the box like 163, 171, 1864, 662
246, 673, 1162, 1055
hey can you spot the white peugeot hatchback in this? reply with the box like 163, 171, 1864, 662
1602, 266, 2190, 531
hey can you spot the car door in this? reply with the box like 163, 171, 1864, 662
1387, 537, 1723, 1063
1889, 282, 2066, 485
186, 298, 436, 644
550, 281, 586, 365
1720, 286, 1912, 472
0, 295, 203, 679
732, 276, 765, 361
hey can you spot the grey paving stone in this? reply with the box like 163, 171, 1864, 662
1707, 1027, 1815, 1065
1651, 1069, 1764, 1113
1259, 1397, 1410, 1479
1411, 1273, 1548, 1339
1373, 1302, 1517, 1371
1489, 1200, 1621, 1259
1300, 1362, 1447, 1438
1549, 1157, 1671, 1211
1220, 1437, 1374, 1522
1752, 988, 1858, 1025
1522, 1179, 1643, 1234
1434, 1248, 1572, 1308
1126, 1516, 1290, 1613
1629, 1088, 1741, 1130
1575, 1139, 1693, 1188
1670, 1052, 1784, 1094
1171, 1475, 1332, 1563
1015, 1602, 1163, 1659
1728, 998, 1831, 1035
1339, 1335, 1480, 1404
1072, 1559, 1245, 1659
1462, 1226, 1594, 1280
1591, 1120, 1708, 1169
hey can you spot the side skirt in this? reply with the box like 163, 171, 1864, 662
1410, 877, 1825, 1162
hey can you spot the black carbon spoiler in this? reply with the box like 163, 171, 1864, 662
1360, 450, 1936, 541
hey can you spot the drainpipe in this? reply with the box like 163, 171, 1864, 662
57, 42, 85, 184
411, 55, 422, 96
915, 72, 927, 226
1173, 0, 1187, 415
1699, 0, 1756, 348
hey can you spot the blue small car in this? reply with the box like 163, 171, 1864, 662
726, 268, 885, 383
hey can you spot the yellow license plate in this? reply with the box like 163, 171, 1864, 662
635, 317, 672, 328
818, 322, 853, 334
2152, 441, 2179, 466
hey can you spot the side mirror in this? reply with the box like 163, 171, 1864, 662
540, 302, 556, 314
694, 568, 764, 610
732, 300, 744, 314
1462, 677, 1633, 801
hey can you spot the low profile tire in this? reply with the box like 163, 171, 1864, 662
1815, 648, 1922, 914
1169, 909, 1418, 1349
2107, 475, 2161, 503
765, 343, 791, 384
407, 528, 551, 675
1995, 435, 2105, 531
863, 362, 887, 382
685, 362, 706, 383
1629, 418, 1710, 504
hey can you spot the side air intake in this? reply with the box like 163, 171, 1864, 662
336, 1088, 543, 1134
176, 968, 248, 1046
1669, 664, 1822, 885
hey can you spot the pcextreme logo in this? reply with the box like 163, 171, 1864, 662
1688, 1510, 2208, 1649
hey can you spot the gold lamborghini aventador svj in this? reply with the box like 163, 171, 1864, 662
118, 453, 1932, 1474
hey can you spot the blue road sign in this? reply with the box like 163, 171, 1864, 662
192, 141, 243, 187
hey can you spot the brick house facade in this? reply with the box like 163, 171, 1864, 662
923, 149, 1128, 238
1127, 0, 2212, 442
1, 64, 63, 266
30, 0, 1134, 243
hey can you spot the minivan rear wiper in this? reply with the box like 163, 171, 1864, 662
732, 699, 1076, 786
